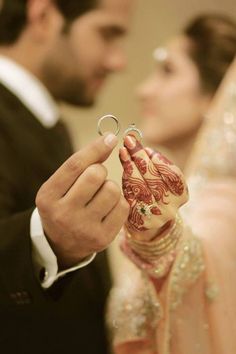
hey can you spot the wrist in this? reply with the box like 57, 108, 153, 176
42, 228, 92, 270
126, 218, 175, 243
126, 215, 183, 259
122, 215, 183, 279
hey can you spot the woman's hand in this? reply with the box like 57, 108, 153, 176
120, 135, 189, 241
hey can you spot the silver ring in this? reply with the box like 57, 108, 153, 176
97, 114, 121, 136
123, 123, 143, 141
136, 201, 156, 219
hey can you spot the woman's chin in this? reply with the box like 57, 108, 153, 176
143, 130, 166, 146
142, 126, 175, 147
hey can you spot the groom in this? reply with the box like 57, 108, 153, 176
0, 0, 134, 353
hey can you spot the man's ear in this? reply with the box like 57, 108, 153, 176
27, 0, 51, 23
27, 0, 63, 41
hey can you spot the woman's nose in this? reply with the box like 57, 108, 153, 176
136, 76, 158, 100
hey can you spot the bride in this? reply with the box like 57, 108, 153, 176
108, 14, 236, 354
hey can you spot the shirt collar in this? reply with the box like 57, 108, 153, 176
0, 55, 59, 128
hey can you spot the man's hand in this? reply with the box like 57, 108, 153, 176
36, 133, 129, 268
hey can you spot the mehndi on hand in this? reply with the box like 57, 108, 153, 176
120, 135, 189, 240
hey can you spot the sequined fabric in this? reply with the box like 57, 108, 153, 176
169, 229, 205, 311
109, 74, 236, 354
184, 82, 236, 215
108, 228, 205, 353
107, 266, 161, 349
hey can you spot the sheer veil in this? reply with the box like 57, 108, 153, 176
185, 58, 236, 204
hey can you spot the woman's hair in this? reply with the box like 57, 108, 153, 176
184, 14, 236, 94
0, 0, 98, 45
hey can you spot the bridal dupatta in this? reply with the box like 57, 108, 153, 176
107, 59, 236, 354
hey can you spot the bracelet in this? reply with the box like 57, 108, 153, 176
121, 239, 177, 279
126, 215, 183, 260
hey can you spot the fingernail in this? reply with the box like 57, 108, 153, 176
104, 133, 118, 148
124, 135, 136, 149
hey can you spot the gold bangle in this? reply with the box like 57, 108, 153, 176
128, 215, 182, 247
130, 235, 180, 259
127, 215, 183, 259
130, 229, 178, 252
131, 239, 176, 256
133, 234, 179, 259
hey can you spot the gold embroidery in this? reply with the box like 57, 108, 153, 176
169, 230, 205, 310
205, 282, 219, 301
107, 271, 162, 346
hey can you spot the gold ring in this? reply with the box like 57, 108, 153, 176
97, 114, 121, 136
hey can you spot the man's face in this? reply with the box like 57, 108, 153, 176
40, 0, 134, 106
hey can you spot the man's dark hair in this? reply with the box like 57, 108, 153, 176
0, 0, 98, 45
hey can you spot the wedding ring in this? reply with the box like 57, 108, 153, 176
123, 123, 143, 141
97, 114, 120, 136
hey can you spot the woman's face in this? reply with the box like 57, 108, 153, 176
138, 35, 211, 146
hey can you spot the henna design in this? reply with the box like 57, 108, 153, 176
145, 177, 169, 204
127, 200, 162, 232
150, 206, 162, 216
122, 159, 133, 177
146, 147, 174, 166
122, 160, 161, 230
153, 163, 184, 196
127, 200, 147, 231
147, 163, 184, 196
122, 173, 162, 231
122, 137, 186, 231
122, 178, 135, 204
132, 156, 147, 175
122, 175, 153, 205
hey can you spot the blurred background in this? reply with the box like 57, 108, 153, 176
61, 0, 236, 278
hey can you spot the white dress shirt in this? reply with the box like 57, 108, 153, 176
0, 55, 96, 288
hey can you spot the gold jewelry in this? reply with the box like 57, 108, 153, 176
129, 215, 182, 247
136, 201, 156, 219
127, 215, 183, 259
97, 114, 120, 136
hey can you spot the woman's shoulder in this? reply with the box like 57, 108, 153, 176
182, 177, 236, 245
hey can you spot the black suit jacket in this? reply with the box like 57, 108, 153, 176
0, 84, 111, 354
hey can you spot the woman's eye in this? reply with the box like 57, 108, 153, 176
156, 62, 174, 77
162, 63, 174, 75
